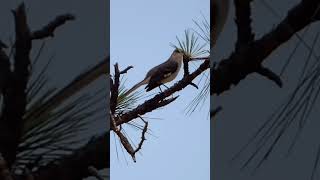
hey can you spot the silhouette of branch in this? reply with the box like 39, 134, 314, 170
0, 3, 33, 167
210, 0, 219, 48
212, 0, 320, 95
110, 64, 121, 114
0, 43, 10, 93
234, 0, 254, 49
31, 14, 75, 40
0, 2, 79, 168
211, 106, 223, 119
111, 112, 148, 162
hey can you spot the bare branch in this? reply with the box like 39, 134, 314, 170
234, 0, 255, 49
110, 64, 121, 114
31, 14, 75, 40
0, 3, 32, 166
211, 106, 223, 119
119, 66, 133, 74
111, 112, 148, 162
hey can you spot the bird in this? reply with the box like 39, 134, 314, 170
211, 0, 230, 48
124, 49, 184, 96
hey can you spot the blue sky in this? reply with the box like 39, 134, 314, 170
110, 0, 210, 179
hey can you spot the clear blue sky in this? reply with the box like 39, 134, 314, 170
110, 0, 210, 179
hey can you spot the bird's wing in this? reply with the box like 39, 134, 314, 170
145, 60, 178, 91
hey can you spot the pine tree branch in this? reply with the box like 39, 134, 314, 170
234, 0, 255, 49
30, 14, 75, 40
24, 57, 109, 132
115, 60, 209, 126
0, 3, 32, 167
212, 0, 320, 95
0, 2, 79, 168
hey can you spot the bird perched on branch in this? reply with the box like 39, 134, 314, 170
124, 49, 184, 96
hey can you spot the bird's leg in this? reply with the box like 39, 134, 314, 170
158, 86, 163, 93
163, 84, 170, 90
158, 84, 169, 93
160, 84, 174, 98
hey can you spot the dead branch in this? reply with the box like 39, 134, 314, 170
110, 64, 121, 114
111, 113, 148, 162
31, 14, 75, 40
120, 66, 133, 74
234, 0, 254, 49
0, 3, 33, 167
210, 106, 223, 119
0, 1, 77, 169
110, 64, 148, 162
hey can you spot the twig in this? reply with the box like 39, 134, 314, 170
31, 14, 75, 40
119, 66, 133, 74
134, 117, 148, 155
211, 106, 223, 119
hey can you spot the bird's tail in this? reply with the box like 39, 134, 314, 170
123, 78, 149, 96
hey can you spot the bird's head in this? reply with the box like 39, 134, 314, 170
172, 48, 184, 61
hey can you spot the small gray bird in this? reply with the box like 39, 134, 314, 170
124, 49, 184, 96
